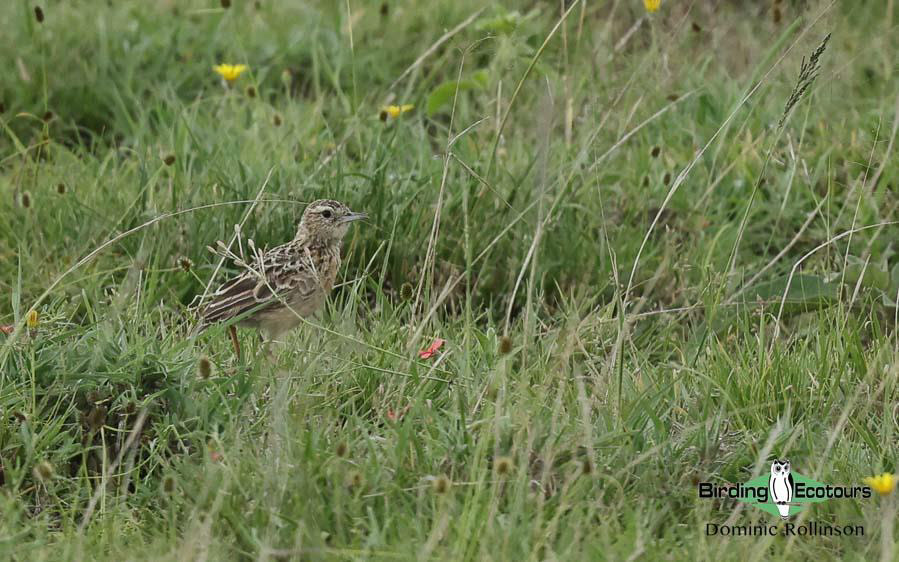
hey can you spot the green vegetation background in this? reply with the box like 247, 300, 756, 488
0, 0, 897, 560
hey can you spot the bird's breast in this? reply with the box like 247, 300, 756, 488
322, 250, 340, 291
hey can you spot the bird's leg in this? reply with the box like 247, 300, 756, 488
228, 325, 242, 361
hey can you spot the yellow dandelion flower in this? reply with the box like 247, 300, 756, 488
26, 310, 39, 329
864, 473, 896, 496
212, 64, 249, 84
380, 104, 414, 119
644, 0, 661, 13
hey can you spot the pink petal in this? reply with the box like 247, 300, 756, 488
418, 338, 445, 359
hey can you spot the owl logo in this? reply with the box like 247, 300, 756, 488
769, 459, 795, 519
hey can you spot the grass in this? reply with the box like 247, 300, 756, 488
1, 0, 897, 560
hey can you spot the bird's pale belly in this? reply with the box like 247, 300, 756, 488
240, 285, 329, 339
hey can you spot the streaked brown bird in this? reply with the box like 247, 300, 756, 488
196, 199, 366, 353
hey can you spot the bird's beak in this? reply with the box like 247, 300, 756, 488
340, 212, 368, 224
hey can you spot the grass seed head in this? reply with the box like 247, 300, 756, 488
779, 34, 831, 128
197, 356, 213, 379
273, 114, 282, 127
220, 0, 231, 8
347, 471, 364, 489
399, 282, 414, 300
85, 406, 107, 432
34, 6, 44, 23
161, 475, 177, 495
163, 154, 176, 166
486, 380, 499, 400
651, 146, 661, 158
495, 456, 513, 476
56, 183, 66, 195
178, 256, 194, 272
33, 461, 54, 482
432, 475, 451, 494
335, 442, 348, 458
246, 86, 257, 98
499, 336, 513, 355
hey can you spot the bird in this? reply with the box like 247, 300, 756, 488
768, 459, 794, 519
195, 199, 366, 355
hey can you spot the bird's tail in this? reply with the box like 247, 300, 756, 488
186, 294, 211, 338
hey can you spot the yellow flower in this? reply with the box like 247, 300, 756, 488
26, 309, 39, 329
380, 104, 414, 120
864, 473, 896, 496
644, 0, 661, 13
212, 64, 249, 83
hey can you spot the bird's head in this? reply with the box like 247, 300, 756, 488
297, 199, 367, 243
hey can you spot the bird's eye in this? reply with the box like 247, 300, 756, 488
321, 209, 333, 219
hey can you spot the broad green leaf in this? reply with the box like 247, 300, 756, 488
426, 71, 489, 116
844, 257, 890, 291
475, 11, 521, 34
